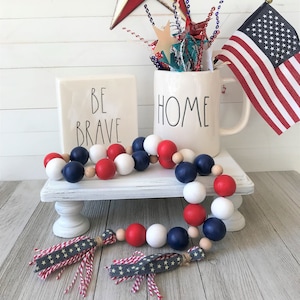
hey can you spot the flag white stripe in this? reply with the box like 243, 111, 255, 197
228, 32, 298, 124
221, 48, 287, 132
278, 56, 299, 90
277, 58, 300, 116
222, 33, 295, 130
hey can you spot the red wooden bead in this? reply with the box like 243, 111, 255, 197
44, 152, 63, 167
158, 156, 176, 169
183, 204, 207, 226
107, 143, 126, 161
95, 158, 116, 180
157, 140, 177, 160
125, 223, 146, 247
214, 174, 237, 197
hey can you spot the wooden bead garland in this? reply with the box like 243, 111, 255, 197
43, 134, 237, 251
34, 135, 238, 298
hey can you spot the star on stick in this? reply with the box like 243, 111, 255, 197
153, 20, 179, 62
110, 0, 188, 29
110, 0, 145, 29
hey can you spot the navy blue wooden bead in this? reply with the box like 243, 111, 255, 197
70, 146, 89, 165
167, 227, 189, 251
132, 137, 145, 152
202, 217, 226, 241
132, 150, 150, 171
175, 162, 197, 183
62, 161, 85, 183
194, 154, 215, 176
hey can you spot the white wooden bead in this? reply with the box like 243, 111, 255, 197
45, 158, 66, 180
143, 134, 162, 155
89, 144, 107, 164
179, 148, 196, 163
183, 181, 207, 204
211, 197, 235, 220
146, 224, 167, 248
114, 153, 135, 175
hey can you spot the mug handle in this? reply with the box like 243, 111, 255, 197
220, 78, 251, 136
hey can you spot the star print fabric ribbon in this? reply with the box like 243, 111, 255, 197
34, 238, 97, 273
107, 246, 205, 299
30, 229, 117, 297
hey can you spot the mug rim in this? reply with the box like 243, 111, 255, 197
154, 69, 220, 75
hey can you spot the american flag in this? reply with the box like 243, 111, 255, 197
217, 2, 300, 134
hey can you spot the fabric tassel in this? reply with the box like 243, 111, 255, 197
30, 229, 117, 297
106, 246, 205, 299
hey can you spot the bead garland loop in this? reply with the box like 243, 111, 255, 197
43, 134, 237, 252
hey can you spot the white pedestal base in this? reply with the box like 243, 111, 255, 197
223, 210, 246, 231
205, 195, 245, 232
53, 201, 90, 238
221, 195, 245, 231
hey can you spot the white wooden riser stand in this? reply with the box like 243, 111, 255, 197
41, 150, 254, 238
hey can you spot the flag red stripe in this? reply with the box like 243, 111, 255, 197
276, 61, 300, 114
217, 53, 283, 134
229, 35, 298, 124
295, 52, 300, 64
285, 55, 300, 86
222, 41, 290, 129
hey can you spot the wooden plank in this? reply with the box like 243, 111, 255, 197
231, 174, 300, 300
247, 172, 300, 262
0, 0, 298, 19
0, 181, 20, 207
0, 42, 153, 69
0, 196, 111, 300
0, 0, 112, 19
0, 66, 241, 110
0, 108, 59, 133
198, 171, 300, 299
0, 66, 155, 109
0, 156, 49, 181
0, 171, 300, 299
0, 132, 60, 156
98, 197, 207, 300
198, 232, 264, 300
6, 12, 299, 44
0, 106, 153, 135
0, 181, 43, 266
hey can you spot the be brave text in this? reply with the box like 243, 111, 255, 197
76, 87, 122, 146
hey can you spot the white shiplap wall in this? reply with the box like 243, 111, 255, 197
0, 0, 299, 180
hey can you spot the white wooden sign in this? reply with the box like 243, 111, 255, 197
57, 74, 138, 153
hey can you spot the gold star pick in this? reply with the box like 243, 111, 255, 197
153, 20, 178, 62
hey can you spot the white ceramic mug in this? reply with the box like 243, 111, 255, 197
153, 69, 251, 156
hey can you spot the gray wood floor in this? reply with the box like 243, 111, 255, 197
0, 171, 299, 300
